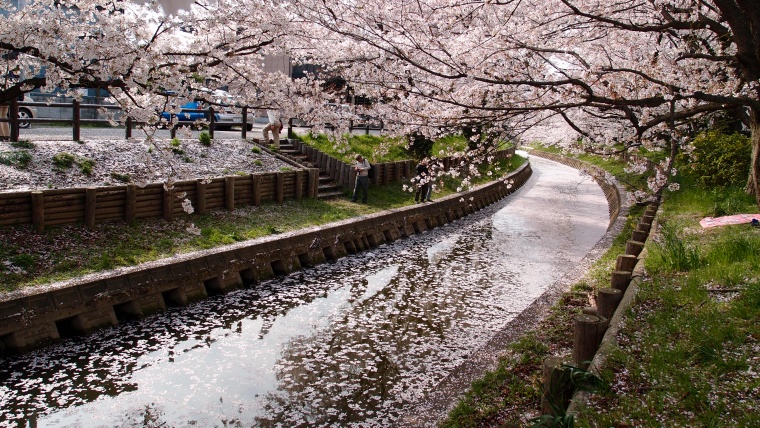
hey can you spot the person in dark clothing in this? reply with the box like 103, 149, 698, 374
351, 154, 371, 203
415, 160, 430, 203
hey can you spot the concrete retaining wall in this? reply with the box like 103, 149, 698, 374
0, 162, 532, 355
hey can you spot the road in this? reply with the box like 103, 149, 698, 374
17, 124, 382, 141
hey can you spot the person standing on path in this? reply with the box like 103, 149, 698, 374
351, 154, 371, 203
414, 160, 430, 203
263, 109, 283, 149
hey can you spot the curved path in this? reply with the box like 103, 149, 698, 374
0, 153, 610, 427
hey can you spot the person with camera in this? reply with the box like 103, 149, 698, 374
351, 154, 371, 203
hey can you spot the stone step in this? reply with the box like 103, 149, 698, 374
317, 190, 345, 199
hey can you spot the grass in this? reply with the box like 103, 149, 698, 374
296, 132, 409, 163
440, 144, 760, 427
575, 195, 760, 426
0, 193, 400, 292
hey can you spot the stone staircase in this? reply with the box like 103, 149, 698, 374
278, 140, 345, 200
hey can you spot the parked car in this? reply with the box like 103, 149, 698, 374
160, 101, 217, 126
16, 95, 37, 129
215, 108, 255, 131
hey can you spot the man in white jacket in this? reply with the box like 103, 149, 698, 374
263, 109, 283, 149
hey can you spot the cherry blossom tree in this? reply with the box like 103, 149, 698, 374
289, 0, 760, 207
0, 0, 299, 127
4, 0, 759, 208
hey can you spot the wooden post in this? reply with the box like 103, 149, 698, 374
85, 187, 97, 229
275, 172, 284, 204
631, 228, 648, 243
572, 314, 608, 369
125, 184, 137, 223
295, 170, 304, 200
625, 240, 645, 257
208, 106, 215, 140
125, 117, 132, 139
9, 98, 19, 142
582, 307, 597, 316
72, 100, 81, 142
638, 222, 652, 234
373, 162, 381, 186
308, 168, 320, 198
196, 179, 207, 215
611, 270, 632, 292
241, 106, 248, 140
597, 287, 623, 320
541, 357, 573, 415
616, 254, 638, 272
163, 184, 174, 221
252, 174, 262, 206
225, 176, 235, 210
31, 190, 44, 233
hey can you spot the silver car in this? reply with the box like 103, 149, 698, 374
17, 95, 37, 129
215, 108, 255, 131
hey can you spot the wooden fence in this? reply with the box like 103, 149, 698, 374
0, 169, 320, 232
0, 99, 384, 142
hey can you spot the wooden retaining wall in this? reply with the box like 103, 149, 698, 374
0, 169, 318, 232
0, 162, 532, 356
290, 139, 516, 190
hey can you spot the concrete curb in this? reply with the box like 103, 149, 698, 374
566, 213, 656, 416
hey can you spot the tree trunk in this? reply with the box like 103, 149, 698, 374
749, 107, 760, 212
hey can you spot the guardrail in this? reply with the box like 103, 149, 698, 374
1, 99, 384, 142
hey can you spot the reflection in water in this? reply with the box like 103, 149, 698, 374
0, 156, 609, 427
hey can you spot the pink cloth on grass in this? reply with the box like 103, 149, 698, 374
699, 213, 760, 228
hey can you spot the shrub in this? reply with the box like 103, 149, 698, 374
680, 131, 750, 188
77, 158, 95, 175
199, 131, 212, 146
251, 146, 262, 154
0, 151, 32, 168
52, 152, 76, 169
10, 140, 35, 149
110, 172, 131, 183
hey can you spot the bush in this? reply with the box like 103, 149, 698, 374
10, 140, 35, 150
78, 158, 95, 175
199, 131, 212, 146
52, 152, 76, 170
110, 172, 131, 183
0, 151, 32, 168
680, 131, 750, 188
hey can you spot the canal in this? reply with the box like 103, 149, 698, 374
0, 153, 610, 427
